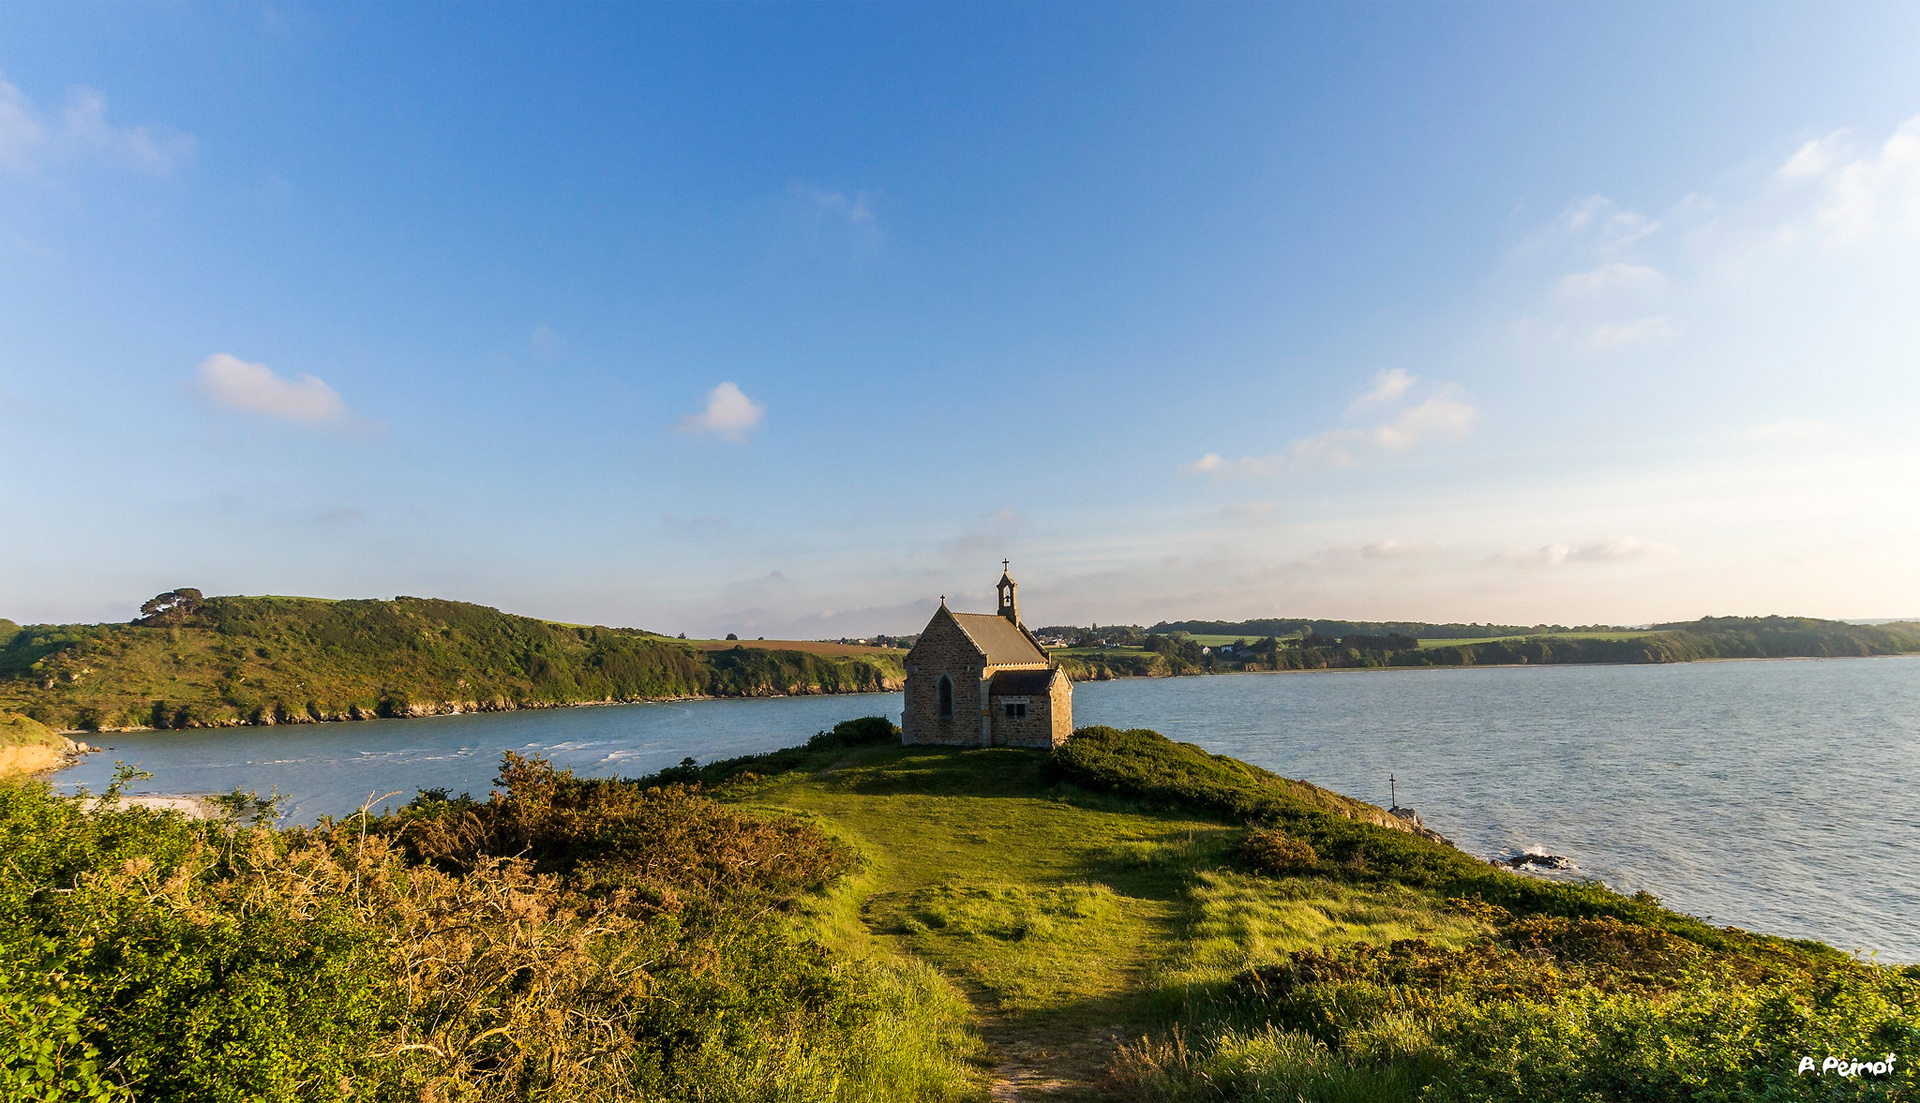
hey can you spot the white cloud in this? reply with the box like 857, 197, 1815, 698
1499, 535, 1664, 568
1554, 262, 1667, 299
196, 354, 347, 424
1556, 194, 1659, 253
1777, 130, 1852, 182
1365, 396, 1479, 451
675, 381, 765, 442
1182, 394, 1478, 478
1778, 114, 1920, 241
1347, 368, 1417, 411
0, 73, 194, 175
1180, 452, 1259, 477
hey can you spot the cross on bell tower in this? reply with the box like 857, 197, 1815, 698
997, 560, 1018, 624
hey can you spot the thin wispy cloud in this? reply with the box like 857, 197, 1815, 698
1556, 194, 1659, 253
1585, 316, 1680, 349
195, 354, 347, 424
675, 381, 765, 443
0, 73, 195, 175
790, 183, 877, 225
1183, 389, 1479, 478
1554, 262, 1667, 299
1498, 535, 1665, 569
1346, 368, 1416, 411
1775, 114, 1920, 242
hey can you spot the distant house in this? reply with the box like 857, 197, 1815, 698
901, 565, 1072, 748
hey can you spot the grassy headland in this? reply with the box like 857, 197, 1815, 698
2, 719, 1913, 1101
0, 593, 903, 733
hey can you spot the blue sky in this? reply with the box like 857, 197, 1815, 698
4, 3, 1919, 636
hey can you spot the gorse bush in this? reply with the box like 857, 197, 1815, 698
0, 755, 976, 1102
1238, 828, 1318, 875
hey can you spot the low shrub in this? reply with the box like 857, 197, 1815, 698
1238, 828, 1318, 875
0, 755, 975, 1102
643, 715, 901, 789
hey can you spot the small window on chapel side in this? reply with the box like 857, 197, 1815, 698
938, 676, 953, 718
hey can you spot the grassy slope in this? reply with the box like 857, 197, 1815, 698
719, 743, 1478, 1099
675, 725, 1912, 1101
0, 596, 904, 732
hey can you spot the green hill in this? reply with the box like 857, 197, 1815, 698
1149, 616, 1623, 641
0, 591, 903, 732
1391, 615, 1919, 668
1105, 616, 1920, 677
6, 721, 1911, 1101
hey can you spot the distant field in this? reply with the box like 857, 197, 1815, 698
1181, 633, 1263, 647
688, 638, 906, 657
1416, 631, 1650, 649
1176, 631, 1655, 649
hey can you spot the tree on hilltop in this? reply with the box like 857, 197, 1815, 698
136, 588, 204, 626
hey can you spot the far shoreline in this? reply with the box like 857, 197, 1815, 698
45, 649, 1916, 748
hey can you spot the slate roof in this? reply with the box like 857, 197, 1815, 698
949, 612, 1050, 667
988, 667, 1060, 695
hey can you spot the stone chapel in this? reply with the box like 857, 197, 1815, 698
901, 564, 1072, 748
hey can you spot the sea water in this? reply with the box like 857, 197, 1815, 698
55, 654, 1920, 960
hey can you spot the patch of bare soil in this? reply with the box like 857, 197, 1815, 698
982, 1013, 1127, 1102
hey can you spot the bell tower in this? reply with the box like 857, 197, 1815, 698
997, 560, 1018, 624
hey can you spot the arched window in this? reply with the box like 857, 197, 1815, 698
937, 675, 953, 719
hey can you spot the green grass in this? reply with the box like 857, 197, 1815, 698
1181, 634, 1268, 648
0, 713, 58, 749
689, 725, 1919, 1102
1415, 631, 1649, 649
720, 744, 1240, 1095
1157, 872, 1485, 989
708, 739, 1499, 1097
